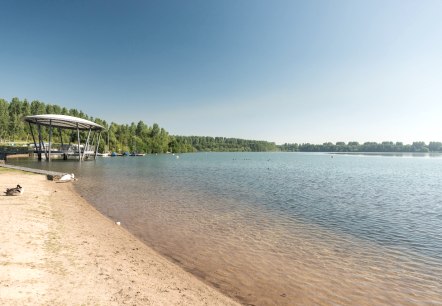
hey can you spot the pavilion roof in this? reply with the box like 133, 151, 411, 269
24, 114, 104, 131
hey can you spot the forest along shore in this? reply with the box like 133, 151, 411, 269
0, 169, 238, 306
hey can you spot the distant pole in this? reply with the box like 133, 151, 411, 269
77, 123, 81, 162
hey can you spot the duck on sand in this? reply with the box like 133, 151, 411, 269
4, 184, 24, 196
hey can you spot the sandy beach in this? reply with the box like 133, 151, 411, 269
0, 168, 239, 305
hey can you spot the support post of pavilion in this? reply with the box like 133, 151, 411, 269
83, 127, 92, 160
28, 122, 37, 158
94, 131, 102, 159
77, 123, 81, 162
37, 124, 43, 161
48, 120, 52, 162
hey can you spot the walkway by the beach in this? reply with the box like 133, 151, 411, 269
0, 163, 66, 178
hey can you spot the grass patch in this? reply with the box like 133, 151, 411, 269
0, 167, 15, 173
0, 167, 35, 174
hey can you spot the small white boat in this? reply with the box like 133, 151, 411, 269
97, 153, 110, 157
130, 152, 146, 156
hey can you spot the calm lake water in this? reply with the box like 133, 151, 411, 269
10, 153, 442, 305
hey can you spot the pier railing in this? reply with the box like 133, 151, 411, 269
0, 145, 32, 160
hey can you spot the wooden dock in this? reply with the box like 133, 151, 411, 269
0, 146, 31, 160
0, 163, 68, 178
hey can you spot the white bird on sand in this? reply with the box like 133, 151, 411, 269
4, 184, 24, 196
57, 173, 76, 183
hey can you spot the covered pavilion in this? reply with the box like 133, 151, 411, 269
24, 114, 104, 161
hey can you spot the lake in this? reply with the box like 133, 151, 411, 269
10, 152, 442, 305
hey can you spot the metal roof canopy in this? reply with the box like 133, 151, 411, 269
24, 114, 103, 131
24, 114, 104, 162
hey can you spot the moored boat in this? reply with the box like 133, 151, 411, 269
130, 152, 146, 156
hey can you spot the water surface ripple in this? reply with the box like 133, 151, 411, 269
11, 152, 442, 305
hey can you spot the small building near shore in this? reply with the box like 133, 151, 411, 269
24, 114, 104, 162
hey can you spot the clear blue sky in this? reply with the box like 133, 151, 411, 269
1, 0, 441, 144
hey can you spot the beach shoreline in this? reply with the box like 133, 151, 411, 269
0, 169, 239, 305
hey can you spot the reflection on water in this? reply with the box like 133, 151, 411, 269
10, 153, 442, 305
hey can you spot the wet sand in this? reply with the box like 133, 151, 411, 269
0, 169, 239, 305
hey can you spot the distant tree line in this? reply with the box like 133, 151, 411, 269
0, 97, 277, 153
278, 141, 442, 153
2, 98, 440, 154
170, 136, 278, 152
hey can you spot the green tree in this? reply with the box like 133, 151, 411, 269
0, 99, 9, 141
429, 142, 442, 152
8, 97, 26, 141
